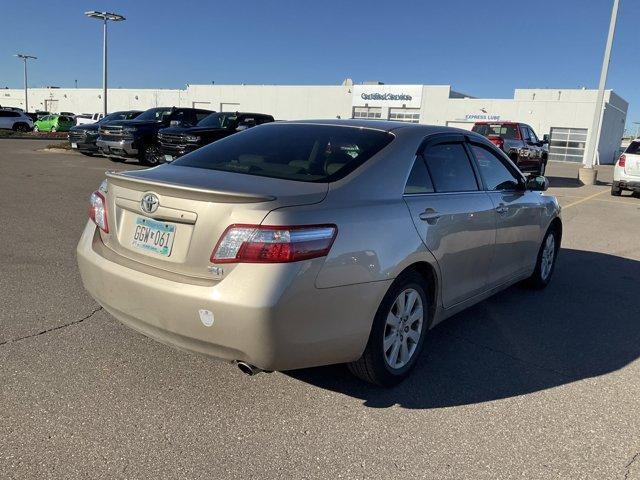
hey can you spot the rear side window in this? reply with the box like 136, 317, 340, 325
472, 124, 519, 139
422, 143, 478, 193
625, 142, 640, 154
404, 157, 434, 194
173, 124, 394, 183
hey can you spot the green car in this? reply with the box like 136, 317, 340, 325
34, 114, 75, 133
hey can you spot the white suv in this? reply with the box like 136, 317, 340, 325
0, 109, 33, 132
612, 140, 640, 196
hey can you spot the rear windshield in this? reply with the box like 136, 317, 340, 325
472, 123, 519, 139
625, 141, 640, 155
172, 123, 394, 182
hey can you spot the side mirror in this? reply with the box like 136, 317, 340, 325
236, 124, 249, 132
542, 134, 550, 144
526, 175, 549, 191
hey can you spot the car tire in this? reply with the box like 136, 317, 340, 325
80, 152, 94, 157
33, 125, 39, 132
538, 159, 547, 176
611, 182, 622, 196
525, 226, 559, 290
140, 145, 161, 166
348, 271, 430, 387
12, 123, 29, 132
51, 127, 57, 133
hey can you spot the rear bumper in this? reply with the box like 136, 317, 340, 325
76, 222, 387, 371
616, 180, 640, 191
96, 138, 138, 157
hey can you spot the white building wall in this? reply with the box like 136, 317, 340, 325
0, 83, 627, 164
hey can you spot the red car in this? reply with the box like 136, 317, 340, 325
472, 122, 548, 175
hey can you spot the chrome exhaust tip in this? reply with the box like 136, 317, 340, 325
236, 361, 262, 376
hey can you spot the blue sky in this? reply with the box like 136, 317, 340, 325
1, 0, 638, 130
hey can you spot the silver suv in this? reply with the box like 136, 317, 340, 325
0, 109, 33, 132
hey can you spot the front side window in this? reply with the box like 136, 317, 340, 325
404, 157, 434, 194
422, 143, 478, 193
470, 144, 521, 191
528, 128, 539, 144
520, 125, 531, 142
173, 123, 394, 183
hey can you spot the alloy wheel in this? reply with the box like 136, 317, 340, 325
540, 233, 555, 280
383, 288, 424, 370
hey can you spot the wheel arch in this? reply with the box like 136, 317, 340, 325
394, 261, 439, 328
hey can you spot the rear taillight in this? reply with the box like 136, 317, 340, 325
89, 191, 109, 233
618, 154, 626, 167
211, 224, 337, 264
488, 136, 504, 149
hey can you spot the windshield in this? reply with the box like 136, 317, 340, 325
135, 108, 173, 122
99, 111, 141, 124
173, 123, 394, 183
472, 123, 519, 139
198, 112, 238, 128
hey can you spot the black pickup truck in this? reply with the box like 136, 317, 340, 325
96, 107, 213, 165
157, 112, 274, 162
68, 110, 142, 156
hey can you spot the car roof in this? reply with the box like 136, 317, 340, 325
280, 118, 486, 136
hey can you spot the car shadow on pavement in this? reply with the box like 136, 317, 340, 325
545, 176, 584, 188
287, 249, 640, 408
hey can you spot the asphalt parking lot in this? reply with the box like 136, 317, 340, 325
1, 139, 640, 479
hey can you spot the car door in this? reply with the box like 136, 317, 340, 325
0, 111, 12, 129
467, 140, 543, 286
403, 134, 496, 308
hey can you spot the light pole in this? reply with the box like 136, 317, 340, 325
580, 0, 620, 185
84, 11, 125, 116
14, 54, 37, 113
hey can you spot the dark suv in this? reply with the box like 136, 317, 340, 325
97, 107, 213, 165
158, 112, 275, 162
472, 122, 548, 175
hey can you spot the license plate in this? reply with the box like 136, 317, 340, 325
164, 155, 174, 162
71, 142, 77, 148
131, 216, 176, 257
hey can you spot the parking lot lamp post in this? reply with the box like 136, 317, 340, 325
14, 54, 37, 113
580, 0, 620, 185
84, 11, 125, 116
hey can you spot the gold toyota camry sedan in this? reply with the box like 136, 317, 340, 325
77, 120, 561, 386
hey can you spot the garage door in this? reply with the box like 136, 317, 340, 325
446, 121, 475, 131
548, 127, 588, 162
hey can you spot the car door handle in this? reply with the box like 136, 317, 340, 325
419, 208, 441, 223
495, 203, 508, 215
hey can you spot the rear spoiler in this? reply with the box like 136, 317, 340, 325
105, 170, 276, 203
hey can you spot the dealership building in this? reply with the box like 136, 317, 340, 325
1, 82, 628, 164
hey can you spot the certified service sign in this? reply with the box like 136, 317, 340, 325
353, 85, 422, 108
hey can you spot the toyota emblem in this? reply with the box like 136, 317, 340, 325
141, 193, 159, 213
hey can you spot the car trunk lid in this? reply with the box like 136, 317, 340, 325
100, 165, 328, 278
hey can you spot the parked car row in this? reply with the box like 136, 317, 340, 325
67, 106, 275, 165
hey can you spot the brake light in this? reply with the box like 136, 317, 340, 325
89, 191, 109, 233
618, 154, 626, 167
211, 224, 337, 263
488, 136, 504, 149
